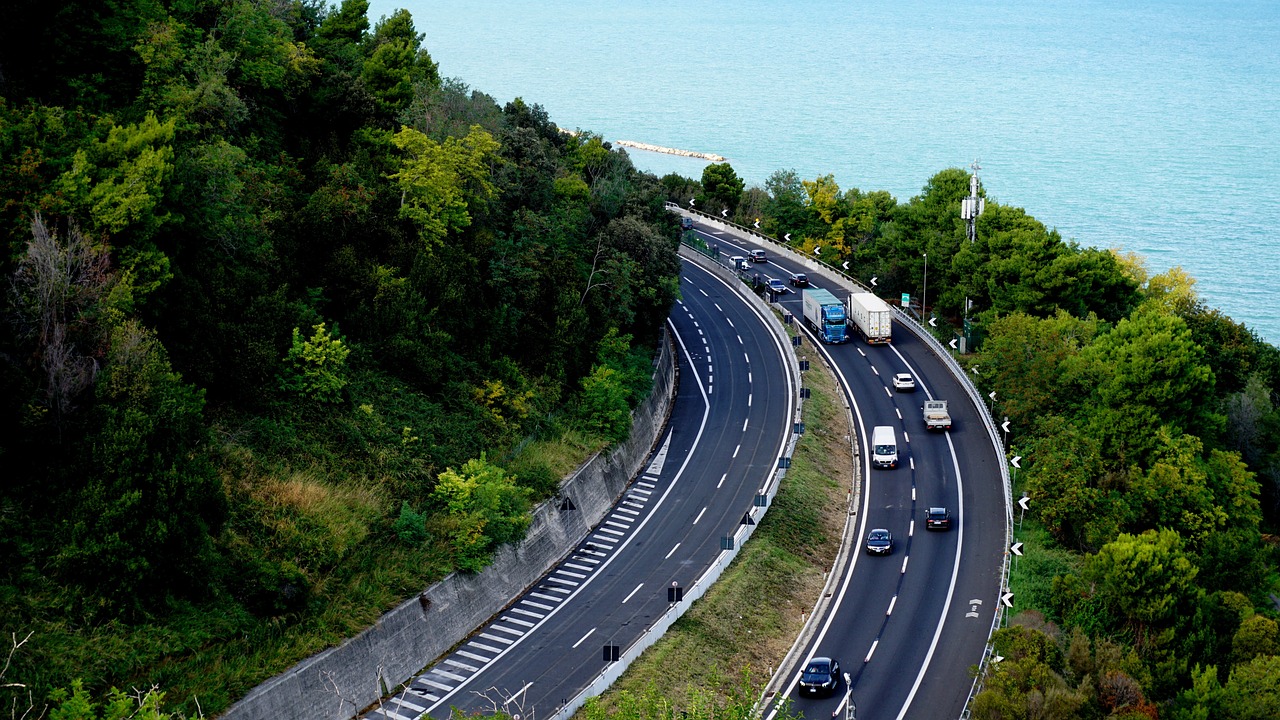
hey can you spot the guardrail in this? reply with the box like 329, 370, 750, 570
548, 244, 803, 720
672, 201, 1015, 717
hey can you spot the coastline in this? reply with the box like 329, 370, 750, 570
614, 139, 726, 162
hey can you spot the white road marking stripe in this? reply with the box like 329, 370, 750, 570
693, 507, 707, 525
530, 592, 559, 603
503, 616, 535, 628
418, 677, 454, 692
556, 568, 588, 578
390, 696, 427, 713
510, 607, 543, 619
444, 658, 478, 672
598, 527, 625, 537
572, 627, 596, 648
665, 543, 681, 559
622, 583, 644, 603
523, 599, 554, 611
487, 624, 523, 637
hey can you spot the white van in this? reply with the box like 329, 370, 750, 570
871, 425, 898, 469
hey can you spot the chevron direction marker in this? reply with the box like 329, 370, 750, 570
754, 219, 760, 228
929, 317, 937, 327
721, 208, 728, 217
689, 198, 695, 206
1011, 456, 1022, 469
988, 390, 997, 401
1018, 495, 1030, 511
1000, 592, 1014, 608
1001, 419, 1011, 433
842, 261, 849, 270
814, 246, 822, 255
949, 338, 958, 349
992, 654, 1005, 664
1011, 542, 1024, 556
870, 276, 878, 286
784, 232, 791, 241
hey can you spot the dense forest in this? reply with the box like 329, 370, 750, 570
0, 0, 680, 714
667, 164, 1280, 718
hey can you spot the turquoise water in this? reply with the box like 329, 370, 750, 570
372, 0, 1280, 344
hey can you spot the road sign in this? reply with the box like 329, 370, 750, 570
1000, 592, 1014, 608
900, 292, 910, 307
1018, 496, 1030, 511
1011, 542, 1024, 556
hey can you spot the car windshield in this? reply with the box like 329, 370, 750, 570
874, 444, 894, 455
804, 662, 829, 674
870, 531, 888, 541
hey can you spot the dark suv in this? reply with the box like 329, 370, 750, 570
925, 507, 952, 531
681, 217, 694, 231
798, 656, 841, 696
789, 272, 809, 287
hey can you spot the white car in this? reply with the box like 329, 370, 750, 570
892, 373, 916, 392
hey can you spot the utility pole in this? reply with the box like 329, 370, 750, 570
960, 160, 985, 349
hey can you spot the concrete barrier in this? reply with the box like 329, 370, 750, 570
223, 334, 677, 720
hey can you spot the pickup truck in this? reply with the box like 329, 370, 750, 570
923, 399, 951, 431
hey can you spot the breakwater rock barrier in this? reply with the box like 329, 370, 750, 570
614, 140, 725, 162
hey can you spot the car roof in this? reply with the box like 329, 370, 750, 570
929, 507, 947, 513
807, 656, 832, 665
869, 528, 890, 536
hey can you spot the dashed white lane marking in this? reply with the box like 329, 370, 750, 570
744, 352, 750, 363
623, 583, 644, 603
742, 417, 749, 432
699, 288, 708, 297
912, 486, 916, 501
727, 318, 735, 328
572, 627, 596, 648
748, 393, 752, 406
887, 595, 898, 616
737, 334, 743, 344
665, 543, 681, 559
715, 303, 722, 311
884, 387, 892, 398
901, 556, 910, 574
865, 639, 880, 663
749, 371, 753, 383
909, 520, 915, 536
733, 444, 741, 458
896, 408, 902, 420
718, 473, 726, 488
858, 348, 866, 357
872, 367, 879, 376
905, 431, 911, 443
693, 507, 707, 525
910, 457, 916, 471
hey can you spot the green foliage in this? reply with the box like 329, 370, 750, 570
390, 124, 500, 247
393, 501, 429, 545
430, 455, 532, 572
49, 680, 177, 720
1080, 529, 1201, 646
278, 322, 351, 403
698, 162, 744, 216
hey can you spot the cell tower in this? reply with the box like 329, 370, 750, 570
960, 160, 985, 243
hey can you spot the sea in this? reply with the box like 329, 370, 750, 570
370, 0, 1280, 345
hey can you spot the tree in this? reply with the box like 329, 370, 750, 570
1081, 529, 1201, 648
430, 456, 532, 572
390, 125, 500, 248
699, 162, 744, 216
278, 322, 351, 403
362, 8, 439, 117
762, 168, 808, 240
1218, 655, 1280, 720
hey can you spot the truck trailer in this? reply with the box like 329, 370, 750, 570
847, 292, 892, 344
801, 288, 848, 344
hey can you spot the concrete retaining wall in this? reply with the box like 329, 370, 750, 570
223, 334, 677, 720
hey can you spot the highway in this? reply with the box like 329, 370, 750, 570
366, 257, 797, 720
687, 219, 1008, 720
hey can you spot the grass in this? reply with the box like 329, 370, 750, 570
1007, 517, 1083, 620
581, 339, 855, 712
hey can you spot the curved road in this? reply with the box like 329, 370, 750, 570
689, 220, 1007, 720
367, 259, 796, 720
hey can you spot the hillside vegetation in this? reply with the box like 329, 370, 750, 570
0, 0, 679, 713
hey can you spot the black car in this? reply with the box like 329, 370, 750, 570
865, 528, 894, 555
681, 217, 694, 230
798, 656, 841, 696
789, 272, 809, 287
926, 507, 952, 531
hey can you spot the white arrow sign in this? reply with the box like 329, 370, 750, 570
842, 261, 849, 270
1011, 542, 1024, 556
1000, 592, 1014, 608
754, 219, 760, 229
992, 654, 1005, 664
1018, 495, 1030, 511
949, 338, 958, 349
689, 198, 695, 206
929, 317, 937, 327
1001, 419, 1011, 433
814, 246, 822, 255
721, 208, 728, 218
870, 276, 878, 286
988, 390, 997, 401
1011, 456, 1022, 469
784, 232, 791, 241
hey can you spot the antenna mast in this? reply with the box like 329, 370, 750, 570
960, 160, 985, 243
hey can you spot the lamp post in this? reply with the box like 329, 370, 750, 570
922, 252, 928, 324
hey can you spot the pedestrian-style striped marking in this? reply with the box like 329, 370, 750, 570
510, 607, 544, 619
488, 624, 523, 637
503, 616, 535, 628
444, 658, 478, 672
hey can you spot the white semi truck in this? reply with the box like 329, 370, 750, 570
847, 292, 892, 345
